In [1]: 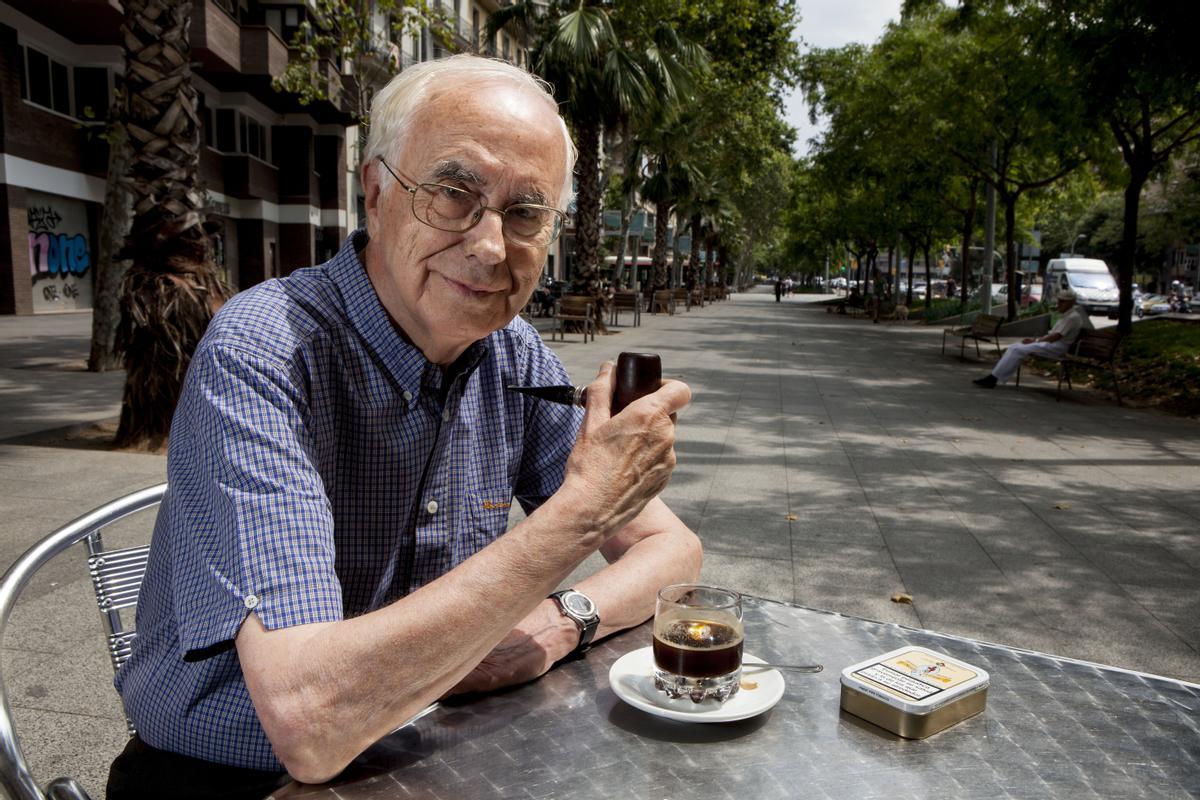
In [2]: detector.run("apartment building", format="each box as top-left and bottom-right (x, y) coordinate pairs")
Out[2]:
(0, 0), (547, 316)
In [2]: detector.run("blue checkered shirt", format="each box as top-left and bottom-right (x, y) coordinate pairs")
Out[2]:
(115, 230), (583, 771)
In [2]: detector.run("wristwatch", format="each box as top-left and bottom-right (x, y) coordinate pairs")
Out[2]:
(549, 589), (600, 656)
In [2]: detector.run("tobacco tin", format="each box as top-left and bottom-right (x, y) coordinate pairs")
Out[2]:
(839, 645), (989, 739)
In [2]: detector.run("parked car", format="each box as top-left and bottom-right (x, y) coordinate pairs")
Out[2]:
(995, 283), (1045, 309)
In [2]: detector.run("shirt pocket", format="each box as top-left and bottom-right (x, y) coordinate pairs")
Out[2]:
(458, 486), (515, 565)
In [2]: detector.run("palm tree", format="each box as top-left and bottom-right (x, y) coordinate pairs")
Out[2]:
(490, 2), (705, 287)
(114, 0), (228, 448)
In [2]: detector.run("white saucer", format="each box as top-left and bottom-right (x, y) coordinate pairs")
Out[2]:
(608, 647), (785, 723)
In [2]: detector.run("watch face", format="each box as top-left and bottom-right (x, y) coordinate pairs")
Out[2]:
(563, 591), (596, 618)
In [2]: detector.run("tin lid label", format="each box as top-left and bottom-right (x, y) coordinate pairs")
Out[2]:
(852, 649), (979, 702)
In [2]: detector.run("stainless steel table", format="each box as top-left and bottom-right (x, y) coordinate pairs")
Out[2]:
(271, 597), (1200, 799)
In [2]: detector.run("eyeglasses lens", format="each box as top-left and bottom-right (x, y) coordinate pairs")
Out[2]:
(412, 184), (560, 246)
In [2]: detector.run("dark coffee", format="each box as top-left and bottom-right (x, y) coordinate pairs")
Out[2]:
(653, 619), (743, 678)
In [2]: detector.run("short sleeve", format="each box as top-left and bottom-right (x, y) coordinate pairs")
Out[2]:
(166, 340), (344, 657)
(511, 341), (583, 514)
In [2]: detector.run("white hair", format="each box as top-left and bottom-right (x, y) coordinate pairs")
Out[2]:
(364, 54), (576, 209)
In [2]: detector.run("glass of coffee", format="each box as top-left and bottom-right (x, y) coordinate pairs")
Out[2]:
(653, 584), (744, 703)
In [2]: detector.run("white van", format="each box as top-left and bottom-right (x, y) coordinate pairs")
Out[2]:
(1044, 258), (1118, 315)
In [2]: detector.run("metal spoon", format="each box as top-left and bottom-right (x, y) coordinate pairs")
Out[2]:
(744, 661), (823, 673)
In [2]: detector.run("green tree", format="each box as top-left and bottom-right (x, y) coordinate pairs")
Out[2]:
(937, 2), (1095, 320)
(1044, 0), (1200, 333)
(273, 0), (450, 126)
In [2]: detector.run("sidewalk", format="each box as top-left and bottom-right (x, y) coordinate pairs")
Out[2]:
(1, 292), (1198, 795)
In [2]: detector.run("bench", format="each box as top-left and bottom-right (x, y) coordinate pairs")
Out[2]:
(690, 287), (705, 309)
(1016, 328), (1123, 405)
(551, 295), (595, 343)
(650, 289), (675, 315)
(942, 313), (1003, 359)
(609, 291), (642, 327)
(672, 287), (691, 311)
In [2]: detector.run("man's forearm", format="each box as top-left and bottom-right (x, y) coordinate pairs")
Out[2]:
(236, 485), (607, 783)
(578, 499), (701, 641)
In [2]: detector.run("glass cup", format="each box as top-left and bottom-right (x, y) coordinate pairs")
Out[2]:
(652, 584), (744, 703)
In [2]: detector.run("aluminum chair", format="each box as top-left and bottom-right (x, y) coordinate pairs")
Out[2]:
(0, 483), (166, 800)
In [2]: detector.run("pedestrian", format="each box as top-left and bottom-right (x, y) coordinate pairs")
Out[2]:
(973, 289), (1092, 388)
(775, 278), (783, 302)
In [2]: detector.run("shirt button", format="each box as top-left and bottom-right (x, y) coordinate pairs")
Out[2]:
(426, 500), (439, 514)
(403, 391), (413, 402)
(244, 594), (260, 610)
(442, 409), (451, 422)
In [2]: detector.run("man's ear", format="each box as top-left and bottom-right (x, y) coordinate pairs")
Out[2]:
(362, 160), (381, 236)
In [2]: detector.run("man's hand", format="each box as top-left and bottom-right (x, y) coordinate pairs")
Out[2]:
(448, 600), (577, 695)
(1022, 337), (1036, 344)
(560, 361), (691, 543)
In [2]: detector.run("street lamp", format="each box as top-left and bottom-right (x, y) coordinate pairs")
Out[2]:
(1074, 234), (1087, 256)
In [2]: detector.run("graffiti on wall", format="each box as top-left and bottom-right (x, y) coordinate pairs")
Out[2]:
(25, 191), (95, 312)
(28, 206), (91, 282)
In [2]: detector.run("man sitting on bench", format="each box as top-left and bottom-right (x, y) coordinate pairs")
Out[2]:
(973, 289), (1093, 389)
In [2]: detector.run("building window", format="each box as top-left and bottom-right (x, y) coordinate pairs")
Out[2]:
(216, 109), (236, 152)
(216, 108), (268, 160)
(74, 67), (109, 119)
(25, 47), (53, 109)
(197, 93), (213, 147)
(472, 8), (480, 47)
(502, 35), (510, 61)
(21, 45), (109, 121)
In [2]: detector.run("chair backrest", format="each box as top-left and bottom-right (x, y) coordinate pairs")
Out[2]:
(613, 291), (640, 310)
(558, 296), (592, 316)
(973, 314), (1004, 335)
(0, 483), (166, 800)
(1073, 328), (1121, 361)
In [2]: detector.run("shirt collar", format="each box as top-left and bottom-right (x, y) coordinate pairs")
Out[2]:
(325, 229), (489, 402)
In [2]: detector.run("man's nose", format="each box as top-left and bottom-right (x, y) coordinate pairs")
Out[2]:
(463, 207), (507, 265)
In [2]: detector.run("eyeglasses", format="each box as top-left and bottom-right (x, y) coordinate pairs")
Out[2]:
(378, 157), (566, 247)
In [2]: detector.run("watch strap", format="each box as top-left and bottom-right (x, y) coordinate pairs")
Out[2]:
(550, 589), (599, 656)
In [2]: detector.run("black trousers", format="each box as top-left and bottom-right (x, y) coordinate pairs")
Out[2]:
(106, 735), (289, 800)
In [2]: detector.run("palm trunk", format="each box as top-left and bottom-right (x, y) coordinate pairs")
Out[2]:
(614, 195), (632, 287)
(705, 232), (716, 286)
(571, 112), (603, 280)
(689, 213), (702, 286)
(651, 200), (670, 288)
(115, 0), (228, 449)
(88, 113), (133, 371)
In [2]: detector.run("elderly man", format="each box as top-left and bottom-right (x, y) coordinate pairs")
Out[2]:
(973, 289), (1093, 388)
(108, 55), (700, 798)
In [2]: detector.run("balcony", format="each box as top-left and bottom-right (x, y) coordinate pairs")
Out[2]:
(191, 0), (241, 73)
(241, 26), (288, 78)
(222, 153), (279, 202)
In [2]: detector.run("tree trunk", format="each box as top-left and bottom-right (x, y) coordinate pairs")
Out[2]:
(88, 115), (133, 372)
(651, 200), (670, 288)
(1004, 193), (1018, 321)
(689, 213), (702, 287)
(614, 194), (632, 287)
(1117, 168), (1148, 336)
(959, 180), (978, 310)
(705, 232), (715, 286)
(922, 242), (933, 310)
(571, 112), (604, 280)
(905, 237), (917, 307)
(115, 0), (229, 449)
